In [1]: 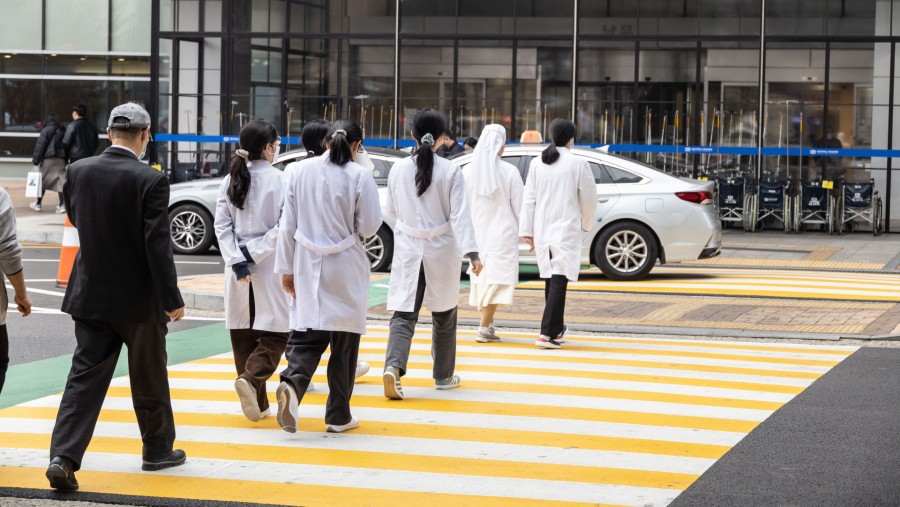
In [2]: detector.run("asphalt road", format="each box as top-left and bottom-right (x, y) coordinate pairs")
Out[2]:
(6, 246), (224, 366)
(669, 346), (900, 507)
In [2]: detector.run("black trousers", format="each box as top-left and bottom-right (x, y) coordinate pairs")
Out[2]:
(50, 318), (176, 470)
(280, 329), (360, 426)
(0, 324), (7, 395)
(541, 275), (569, 338)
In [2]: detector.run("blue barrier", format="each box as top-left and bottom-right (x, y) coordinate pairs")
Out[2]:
(155, 134), (900, 157)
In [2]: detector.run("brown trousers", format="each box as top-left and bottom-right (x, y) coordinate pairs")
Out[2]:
(229, 282), (288, 412)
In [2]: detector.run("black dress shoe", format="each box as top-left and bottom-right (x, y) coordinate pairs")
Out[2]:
(46, 456), (78, 491)
(142, 449), (186, 471)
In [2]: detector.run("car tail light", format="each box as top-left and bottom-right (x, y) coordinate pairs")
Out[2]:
(675, 191), (713, 205)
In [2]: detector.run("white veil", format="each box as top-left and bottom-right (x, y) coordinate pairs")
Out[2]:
(469, 124), (507, 197)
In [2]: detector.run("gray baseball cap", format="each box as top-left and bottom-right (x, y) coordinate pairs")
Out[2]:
(108, 102), (151, 129)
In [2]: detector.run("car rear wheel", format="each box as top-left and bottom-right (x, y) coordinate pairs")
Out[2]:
(364, 225), (393, 272)
(169, 204), (214, 255)
(595, 222), (659, 281)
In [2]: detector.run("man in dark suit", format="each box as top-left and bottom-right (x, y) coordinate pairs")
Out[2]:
(46, 103), (187, 491)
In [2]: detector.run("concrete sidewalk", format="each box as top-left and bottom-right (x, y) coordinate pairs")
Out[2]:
(2, 178), (66, 244)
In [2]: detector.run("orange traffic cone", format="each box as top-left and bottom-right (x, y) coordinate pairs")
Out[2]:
(56, 216), (79, 289)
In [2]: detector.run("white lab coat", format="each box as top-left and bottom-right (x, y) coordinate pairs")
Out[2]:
(275, 154), (382, 335)
(519, 147), (598, 281)
(463, 159), (523, 286)
(385, 155), (478, 312)
(214, 160), (290, 332)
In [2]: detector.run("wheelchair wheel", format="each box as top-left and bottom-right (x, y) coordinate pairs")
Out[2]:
(743, 194), (756, 232)
(874, 198), (884, 236)
(783, 193), (792, 233)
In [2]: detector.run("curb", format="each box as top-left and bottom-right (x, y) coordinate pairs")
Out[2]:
(181, 280), (899, 342)
(16, 229), (63, 245)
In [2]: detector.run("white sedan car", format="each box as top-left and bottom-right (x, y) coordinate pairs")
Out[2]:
(168, 145), (720, 281)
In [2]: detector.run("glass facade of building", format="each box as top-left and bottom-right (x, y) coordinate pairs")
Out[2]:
(2, 0), (899, 229)
(0, 0), (152, 159)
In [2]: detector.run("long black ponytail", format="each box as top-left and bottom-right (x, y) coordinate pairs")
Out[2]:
(541, 118), (577, 165)
(229, 119), (277, 210)
(327, 120), (364, 166)
(411, 108), (448, 196)
(300, 118), (330, 157)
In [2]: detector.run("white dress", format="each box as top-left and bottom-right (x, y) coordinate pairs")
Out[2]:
(463, 159), (523, 309)
(519, 147), (598, 282)
(214, 160), (290, 332)
(275, 154), (382, 335)
(385, 155), (478, 313)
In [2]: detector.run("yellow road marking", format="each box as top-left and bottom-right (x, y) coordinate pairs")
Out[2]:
(103, 387), (759, 433)
(0, 433), (697, 490)
(196, 355), (824, 381)
(0, 465), (606, 507)
(0, 406), (732, 459)
(163, 370), (783, 411)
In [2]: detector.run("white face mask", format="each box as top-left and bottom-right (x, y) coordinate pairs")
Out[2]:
(355, 147), (375, 171)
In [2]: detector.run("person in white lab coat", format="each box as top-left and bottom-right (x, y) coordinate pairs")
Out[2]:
(214, 120), (289, 422)
(274, 120), (382, 434)
(382, 108), (483, 400)
(519, 118), (597, 349)
(463, 124), (523, 342)
(285, 119), (372, 380)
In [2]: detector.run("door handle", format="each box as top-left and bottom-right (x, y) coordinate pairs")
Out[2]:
(598, 198), (609, 203)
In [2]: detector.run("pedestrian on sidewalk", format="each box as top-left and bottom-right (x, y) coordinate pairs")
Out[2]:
(382, 108), (482, 400)
(30, 113), (67, 213)
(463, 124), (523, 343)
(46, 103), (187, 491)
(62, 104), (99, 165)
(214, 120), (290, 423)
(286, 118), (373, 380)
(0, 187), (32, 395)
(274, 120), (382, 434)
(519, 118), (597, 349)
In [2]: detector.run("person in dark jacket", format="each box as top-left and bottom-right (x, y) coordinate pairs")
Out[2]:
(46, 102), (187, 491)
(62, 104), (99, 164)
(30, 113), (67, 213)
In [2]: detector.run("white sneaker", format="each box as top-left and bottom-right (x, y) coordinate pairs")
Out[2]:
(259, 407), (270, 419)
(355, 362), (370, 379)
(435, 374), (461, 390)
(29, 202), (41, 212)
(326, 417), (359, 433)
(55, 205), (66, 214)
(383, 366), (404, 400)
(234, 378), (263, 422)
(276, 382), (299, 433)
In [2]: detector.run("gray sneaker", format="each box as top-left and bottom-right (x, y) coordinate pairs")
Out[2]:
(383, 366), (404, 400)
(435, 374), (461, 390)
(475, 327), (500, 343)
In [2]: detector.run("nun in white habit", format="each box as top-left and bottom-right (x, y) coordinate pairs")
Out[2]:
(462, 124), (523, 343)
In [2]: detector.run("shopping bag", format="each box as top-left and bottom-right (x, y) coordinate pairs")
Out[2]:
(25, 167), (42, 198)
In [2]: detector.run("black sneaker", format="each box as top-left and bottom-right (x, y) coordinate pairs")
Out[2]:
(46, 456), (78, 491)
(535, 335), (562, 349)
(142, 449), (187, 471)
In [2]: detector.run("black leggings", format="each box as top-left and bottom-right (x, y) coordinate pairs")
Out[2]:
(0, 324), (7, 395)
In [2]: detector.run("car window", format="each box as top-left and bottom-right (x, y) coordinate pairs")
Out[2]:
(589, 163), (614, 184)
(273, 154), (304, 171)
(604, 164), (643, 184)
(519, 156), (535, 182)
